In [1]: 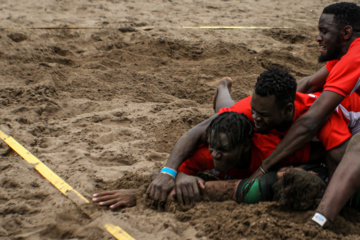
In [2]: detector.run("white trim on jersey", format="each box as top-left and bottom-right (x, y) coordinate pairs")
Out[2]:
(338, 104), (360, 135)
(350, 76), (360, 95)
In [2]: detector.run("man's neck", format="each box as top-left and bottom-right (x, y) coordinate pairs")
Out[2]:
(276, 110), (294, 132)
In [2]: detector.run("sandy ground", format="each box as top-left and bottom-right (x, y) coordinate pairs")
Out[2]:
(1, 0), (360, 239)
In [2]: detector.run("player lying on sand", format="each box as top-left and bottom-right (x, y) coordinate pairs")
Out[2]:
(92, 167), (328, 211)
(93, 111), (327, 210)
(145, 68), (351, 206)
(93, 110), (360, 214)
(201, 165), (360, 213)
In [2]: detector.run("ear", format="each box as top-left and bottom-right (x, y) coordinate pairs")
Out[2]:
(283, 102), (294, 115)
(342, 25), (353, 40)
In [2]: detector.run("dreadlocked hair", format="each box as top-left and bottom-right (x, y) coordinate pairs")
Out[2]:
(323, 2), (360, 31)
(255, 67), (297, 108)
(206, 112), (253, 150)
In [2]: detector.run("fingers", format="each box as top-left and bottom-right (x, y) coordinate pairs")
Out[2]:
(154, 185), (161, 203)
(192, 182), (201, 202)
(92, 190), (118, 198)
(160, 190), (169, 204)
(186, 185), (195, 204)
(176, 185), (184, 205)
(92, 191), (136, 210)
(109, 202), (125, 209)
(110, 199), (136, 209)
(92, 193), (116, 202)
(177, 185), (192, 205)
(98, 198), (119, 206)
(169, 188), (176, 199)
(174, 174), (203, 205)
(197, 179), (205, 190)
(147, 184), (156, 200)
(146, 174), (175, 203)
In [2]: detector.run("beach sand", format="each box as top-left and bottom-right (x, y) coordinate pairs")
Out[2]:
(1, 0), (360, 239)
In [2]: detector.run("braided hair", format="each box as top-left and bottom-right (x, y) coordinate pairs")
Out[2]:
(206, 112), (253, 150)
(254, 67), (297, 109)
(323, 2), (360, 31)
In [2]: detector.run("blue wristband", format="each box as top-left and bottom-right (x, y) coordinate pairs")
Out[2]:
(160, 167), (177, 178)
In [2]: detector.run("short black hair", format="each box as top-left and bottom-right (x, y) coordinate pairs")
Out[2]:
(323, 2), (360, 30)
(207, 112), (253, 150)
(254, 67), (297, 108)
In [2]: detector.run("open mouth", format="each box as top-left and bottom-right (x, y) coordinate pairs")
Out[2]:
(254, 121), (262, 130)
(319, 45), (327, 54)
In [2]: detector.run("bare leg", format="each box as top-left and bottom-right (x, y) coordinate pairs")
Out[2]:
(325, 139), (348, 179)
(213, 77), (235, 113)
(316, 133), (360, 222)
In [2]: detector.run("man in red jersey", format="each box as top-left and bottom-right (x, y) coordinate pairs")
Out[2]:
(246, 2), (360, 228)
(143, 68), (351, 207)
(93, 111), (327, 208)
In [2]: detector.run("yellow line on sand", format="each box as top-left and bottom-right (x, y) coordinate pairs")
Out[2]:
(105, 224), (136, 240)
(0, 130), (135, 240)
(0, 26), (103, 30)
(0, 26), (153, 30)
(0, 25), (288, 30)
(182, 26), (290, 29)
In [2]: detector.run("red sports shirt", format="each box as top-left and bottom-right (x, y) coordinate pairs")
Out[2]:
(219, 92), (351, 151)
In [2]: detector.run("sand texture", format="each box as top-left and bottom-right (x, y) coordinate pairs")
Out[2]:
(1, 0), (360, 239)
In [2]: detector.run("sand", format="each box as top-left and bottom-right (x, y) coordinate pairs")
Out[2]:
(1, 0), (360, 239)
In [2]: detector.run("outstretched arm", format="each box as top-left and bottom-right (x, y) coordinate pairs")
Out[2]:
(200, 172), (278, 203)
(92, 189), (138, 209)
(251, 91), (345, 179)
(146, 114), (217, 204)
(296, 65), (329, 93)
(199, 179), (240, 202)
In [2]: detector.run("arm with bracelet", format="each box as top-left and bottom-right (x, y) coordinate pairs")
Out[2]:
(146, 114), (218, 204)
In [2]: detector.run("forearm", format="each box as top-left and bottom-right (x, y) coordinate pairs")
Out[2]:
(262, 115), (323, 171)
(203, 180), (240, 202)
(165, 114), (217, 170)
(296, 76), (313, 93)
(296, 65), (328, 93)
(316, 133), (360, 222)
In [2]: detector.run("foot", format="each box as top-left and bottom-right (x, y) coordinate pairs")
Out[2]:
(212, 77), (233, 112)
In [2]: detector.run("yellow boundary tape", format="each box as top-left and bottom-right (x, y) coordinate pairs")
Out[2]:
(0, 130), (135, 240)
(0, 26), (103, 30)
(182, 26), (290, 29)
(0, 26), (289, 30)
(0, 26), (153, 30)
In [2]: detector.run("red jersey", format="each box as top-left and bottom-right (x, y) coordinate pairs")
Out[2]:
(324, 38), (360, 134)
(219, 92), (351, 151)
(324, 38), (360, 97)
(336, 93), (360, 134)
(178, 133), (311, 180)
(326, 60), (339, 72)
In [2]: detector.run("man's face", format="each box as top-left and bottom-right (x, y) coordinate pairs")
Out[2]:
(208, 132), (246, 173)
(317, 13), (342, 62)
(250, 93), (286, 133)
